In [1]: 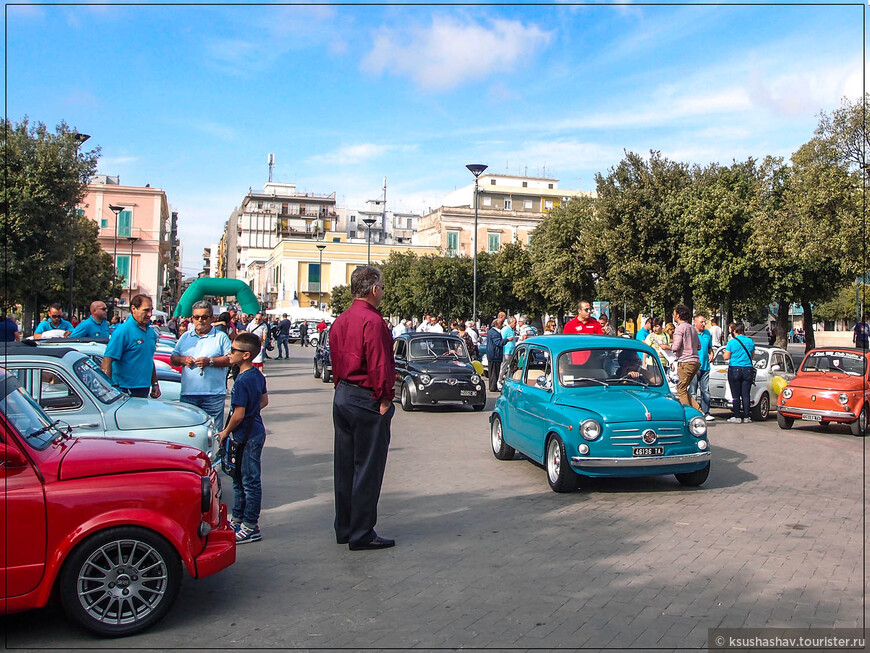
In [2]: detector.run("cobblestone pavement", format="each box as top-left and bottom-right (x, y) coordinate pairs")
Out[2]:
(5, 344), (866, 650)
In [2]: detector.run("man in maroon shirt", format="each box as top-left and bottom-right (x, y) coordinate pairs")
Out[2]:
(330, 265), (396, 551)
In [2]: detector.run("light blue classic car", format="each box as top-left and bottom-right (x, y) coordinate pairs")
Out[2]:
(490, 335), (711, 492)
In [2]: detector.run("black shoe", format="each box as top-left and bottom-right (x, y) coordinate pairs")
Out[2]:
(336, 537), (349, 544)
(349, 536), (395, 551)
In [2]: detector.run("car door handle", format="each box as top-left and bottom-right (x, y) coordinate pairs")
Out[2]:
(516, 387), (523, 394)
(70, 422), (100, 429)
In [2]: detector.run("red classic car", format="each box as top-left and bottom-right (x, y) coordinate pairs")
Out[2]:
(0, 368), (235, 636)
(777, 348), (869, 436)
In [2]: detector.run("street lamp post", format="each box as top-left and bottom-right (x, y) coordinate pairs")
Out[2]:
(362, 217), (376, 264)
(316, 244), (326, 311)
(127, 236), (139, 306)
(108, 204), (125, 319)
(465, 164), (488, 323)
(68, 132), (91, 319)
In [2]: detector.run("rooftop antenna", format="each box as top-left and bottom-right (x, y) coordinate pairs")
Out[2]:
(268, 153), (275, 182)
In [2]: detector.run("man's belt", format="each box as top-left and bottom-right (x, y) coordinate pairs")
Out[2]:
(339, 379), (375, 392)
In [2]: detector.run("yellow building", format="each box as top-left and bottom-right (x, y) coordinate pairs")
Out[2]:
(259, 232), (437, 312)
(415, 174), (592, 256)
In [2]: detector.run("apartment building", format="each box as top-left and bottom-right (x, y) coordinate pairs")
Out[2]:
(415, 174), (590, 256)
(78, 175), (177, 311)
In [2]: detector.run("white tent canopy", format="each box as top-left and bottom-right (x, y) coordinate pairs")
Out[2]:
(265, 306), (333, 322)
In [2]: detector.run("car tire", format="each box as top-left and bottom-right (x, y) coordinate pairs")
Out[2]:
(777, 412), (794, 430)
(400, 383), (415, 412)
(490, 415), (515, 460)
(472, 402), (486, 412)
(59, 526), (182, 637)
(751, 392), (770, 421)
(314, 360), (322, 379)
(321, 366), (331, 384)
(675, 462), (710, 487)
(546, 435), (578, 493)
(850, 405), (868, 437)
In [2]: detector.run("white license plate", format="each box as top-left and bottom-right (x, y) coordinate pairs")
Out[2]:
(802, 413), (822, 422)
(460, 390), (477, 396)
(633, 446), (664, 457)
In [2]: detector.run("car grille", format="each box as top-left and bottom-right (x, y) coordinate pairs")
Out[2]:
(608, 424), (684, 446)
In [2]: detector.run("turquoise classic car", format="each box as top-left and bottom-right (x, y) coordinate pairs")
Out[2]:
(490, 335), (711, 492)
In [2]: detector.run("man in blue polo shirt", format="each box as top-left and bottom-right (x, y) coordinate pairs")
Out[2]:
(101, 294), (160, 398)
(34, 304), (73, 339)
(171, 300), (232, 430)
(70, 300), (110, 338)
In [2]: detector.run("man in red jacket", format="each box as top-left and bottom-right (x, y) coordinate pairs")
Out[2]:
(330, 266), (396, 551)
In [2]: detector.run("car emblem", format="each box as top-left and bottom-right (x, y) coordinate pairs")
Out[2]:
(447, 378), (458, 385)
(642, 429), (657, 444)
(811, 395), (816, 402)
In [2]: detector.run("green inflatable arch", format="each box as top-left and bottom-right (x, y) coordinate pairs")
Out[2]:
(173, 277), (260, 317)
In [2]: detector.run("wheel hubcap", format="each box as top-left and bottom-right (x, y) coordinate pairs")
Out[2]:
(547, 440), (561, 483)
(492, 420), (502, 452)
(77, 539), (168, 626)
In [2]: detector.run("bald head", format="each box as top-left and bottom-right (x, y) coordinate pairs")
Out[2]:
(89, 300), (108, 322)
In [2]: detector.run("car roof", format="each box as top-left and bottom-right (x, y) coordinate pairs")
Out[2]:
(520, 334), (659, 355)
(3, 342), (81, 359)
(401, 332), (461, 339)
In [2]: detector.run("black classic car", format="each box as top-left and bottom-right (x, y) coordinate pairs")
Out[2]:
(393, 333), (486, 411)
(313, 326), (332, 383)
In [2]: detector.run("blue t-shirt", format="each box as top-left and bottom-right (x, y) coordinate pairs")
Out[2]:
(1, 318), (18, 342)
(104, 316), (158, 389)
(172, 328), (232, 396)
(502, 325), (516, 356)
(35, 318), (73, 335)
(229, 368), (268, 443)
(70, 316), (110, 339)
(636, 327), (649, 342)
(725, 335), (755, 367)
(698, 328), (713, 371)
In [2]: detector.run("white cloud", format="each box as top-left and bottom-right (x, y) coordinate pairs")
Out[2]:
(362, 16), (553, 92)
(306, 143), (417, 167)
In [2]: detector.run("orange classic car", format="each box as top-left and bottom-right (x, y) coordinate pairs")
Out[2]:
(777, 348), (868, 436)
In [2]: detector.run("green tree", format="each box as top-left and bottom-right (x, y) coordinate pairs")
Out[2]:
(329, 284), (352, 315)
(813, 281), (868, 323)
(1, 117), (101, 331)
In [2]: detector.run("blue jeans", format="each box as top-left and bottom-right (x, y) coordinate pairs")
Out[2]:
(231, 431), (265, 527)
(181, 393), (226, 432)
(690, 367), (711, 414)
(727, 367), (753, 419)
(277, 335), (290, 358)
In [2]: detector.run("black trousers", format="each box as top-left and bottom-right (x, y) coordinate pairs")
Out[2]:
(333, 381), (394, 546)
(487, 359), (502, 392)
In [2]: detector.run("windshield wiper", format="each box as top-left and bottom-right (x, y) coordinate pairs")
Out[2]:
(608, 377), (648, 386)
(568, 378), (608, 387)
(27, 420), (61, 440)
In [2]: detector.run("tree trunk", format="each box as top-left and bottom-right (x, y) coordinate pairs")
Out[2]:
(774, 299), (791, 350)
(801, 300), (816, 353)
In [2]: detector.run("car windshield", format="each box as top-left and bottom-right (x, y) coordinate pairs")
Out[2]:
(712, 348), (768, 368)
(801, 351), (866, 376)
(2, 375), (64, 450)
(73, 357), (126, 404)
(557, 348), (665, 387)
(409, 337), (470, 361)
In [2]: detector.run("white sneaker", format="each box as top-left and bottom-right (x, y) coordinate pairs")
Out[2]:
(726, 416), (742, 424)
(704, 414), (716, 422)
(742, 418), (752, 423)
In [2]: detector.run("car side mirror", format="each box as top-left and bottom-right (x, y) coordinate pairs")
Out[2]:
(0, 442), (29, 468)
(771, 364), (782, 372)
(536, 375), (552, 391)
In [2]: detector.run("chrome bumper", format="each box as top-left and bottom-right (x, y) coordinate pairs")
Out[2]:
(779, 406), (856, 420)
(571, 451), (711, 468)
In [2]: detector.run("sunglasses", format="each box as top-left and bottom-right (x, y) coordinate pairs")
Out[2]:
(579, 307), (592, 312)
(192, 315), (211, 320)
(230, 347), (247, 354)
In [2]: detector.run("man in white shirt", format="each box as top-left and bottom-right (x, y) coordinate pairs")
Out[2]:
(708, 318), (723, 347)
(427, 315), (444, 333)
(465, 321), (479, 347)
(392, 320), (407, 338)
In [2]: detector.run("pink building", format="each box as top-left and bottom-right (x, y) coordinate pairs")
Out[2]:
(78, 176), (175, 312)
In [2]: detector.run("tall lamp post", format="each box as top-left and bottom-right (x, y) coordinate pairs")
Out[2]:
(316, 244), (326, 311)
(127, 236), (139, 306)
(108, 204), (125, 318)
(465, 164), (488, 323)
(68, 132), (91, 318)
(362, 217), (376, 264)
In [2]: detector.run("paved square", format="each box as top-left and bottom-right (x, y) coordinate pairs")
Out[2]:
(5, 345), (865, 649)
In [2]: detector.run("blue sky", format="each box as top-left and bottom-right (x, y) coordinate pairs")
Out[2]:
(6, 2), (865, 277)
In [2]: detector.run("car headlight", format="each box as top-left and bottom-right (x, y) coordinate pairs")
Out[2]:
(782, 388), (793, 399)
(470, 374), (480, 384)
(838, 393), (849, 405)
(580, 419), (601, 441)
(419, 374), (431, 386)
(206, 418), (216, 449)
(689, 416), (707, 437)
